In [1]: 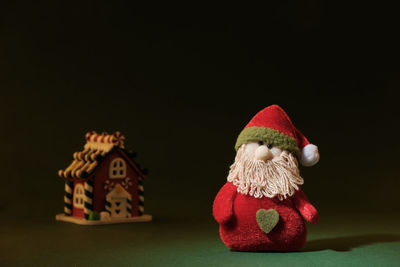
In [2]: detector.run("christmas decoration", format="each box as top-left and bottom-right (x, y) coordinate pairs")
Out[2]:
(213, 105), (319, 251)
(56, 131), (152, 225)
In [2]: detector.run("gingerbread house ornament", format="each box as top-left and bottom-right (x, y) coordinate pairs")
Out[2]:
(56, 131), (152, 225)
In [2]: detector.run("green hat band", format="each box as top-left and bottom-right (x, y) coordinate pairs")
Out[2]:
(235, 126), (300, 156)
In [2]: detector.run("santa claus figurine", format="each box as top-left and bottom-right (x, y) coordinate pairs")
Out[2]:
(213, 105), (320, 251)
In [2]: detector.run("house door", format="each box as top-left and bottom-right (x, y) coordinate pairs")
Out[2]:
(106, 184), (132, 219)
(110, 197), (128, 218)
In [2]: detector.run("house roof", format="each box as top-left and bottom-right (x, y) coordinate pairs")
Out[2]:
(58, 131), (146, 180)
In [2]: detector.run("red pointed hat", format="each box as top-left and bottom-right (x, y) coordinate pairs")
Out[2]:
(235, 105), (319, 166)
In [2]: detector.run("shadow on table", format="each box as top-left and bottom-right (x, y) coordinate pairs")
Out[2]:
(303, 234), (400, 252)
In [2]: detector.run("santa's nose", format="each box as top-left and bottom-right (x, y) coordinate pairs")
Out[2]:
(254, 146), (273, 161)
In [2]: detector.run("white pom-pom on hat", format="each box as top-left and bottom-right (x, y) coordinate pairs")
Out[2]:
(300, 144), (320, 167)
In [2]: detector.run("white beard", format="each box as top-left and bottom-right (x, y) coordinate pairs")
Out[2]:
(227, 145), (304, 200)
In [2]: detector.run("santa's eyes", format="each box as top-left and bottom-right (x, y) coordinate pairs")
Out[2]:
(257, 141), (273, 149)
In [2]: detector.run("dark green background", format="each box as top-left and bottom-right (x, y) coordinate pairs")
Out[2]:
(1, 2), (400, 266)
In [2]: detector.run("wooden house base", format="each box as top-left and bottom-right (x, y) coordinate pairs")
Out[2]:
(55, 214), (152, 225)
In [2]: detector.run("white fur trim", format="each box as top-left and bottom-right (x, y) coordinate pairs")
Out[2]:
(300, 144), (319, 167)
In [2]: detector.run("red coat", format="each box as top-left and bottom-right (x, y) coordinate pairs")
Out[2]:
(213, 182), (319, 251)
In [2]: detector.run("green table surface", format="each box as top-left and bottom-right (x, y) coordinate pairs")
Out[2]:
(2, 212), (400, 267)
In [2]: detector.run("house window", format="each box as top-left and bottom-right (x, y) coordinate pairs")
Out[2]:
(110, 158), (126, 179)
(74, 184), (84, 209)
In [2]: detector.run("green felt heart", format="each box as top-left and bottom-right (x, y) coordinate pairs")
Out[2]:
(256, 209), (279, 234)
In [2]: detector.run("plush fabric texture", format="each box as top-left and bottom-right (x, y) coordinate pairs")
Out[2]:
(235, 127), (300, 156)
(234, 105), (319, 166)
(213, 182), (319, 251)
(213, 182), (237, 225)
(300, 144), (320, 167)
(256, 209), (279, 234)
